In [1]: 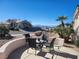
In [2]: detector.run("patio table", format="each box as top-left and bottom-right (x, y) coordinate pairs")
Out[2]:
(28, 35), (55, 59)
(26, 35), (44, 54)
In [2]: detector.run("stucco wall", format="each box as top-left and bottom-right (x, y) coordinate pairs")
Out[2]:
(74, 17), (79, 31)
(0, 36), (26, 59)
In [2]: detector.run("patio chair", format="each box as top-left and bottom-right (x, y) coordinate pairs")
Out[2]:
(44, 38), (56, 52)
(27, 38), (36, 54)
(27, 38), (43, 55)
(42, 32), (49, 44)
(42, 38), (55, 59)
(24, 33), (30, 38)
(24, 33), (30, 42)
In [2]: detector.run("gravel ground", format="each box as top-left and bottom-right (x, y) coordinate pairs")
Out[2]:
(64, 43), (79, 53)
(0, 36), (23, 47)
(0, 40), (10, 47)
(0, 31), (25, 47)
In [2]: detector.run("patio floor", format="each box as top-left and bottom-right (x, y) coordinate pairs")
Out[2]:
(7, 45), (79, 59)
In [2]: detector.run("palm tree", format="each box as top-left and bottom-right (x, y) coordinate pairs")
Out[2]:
(57, 16), (67, 28)
(56, 16), (74, 42)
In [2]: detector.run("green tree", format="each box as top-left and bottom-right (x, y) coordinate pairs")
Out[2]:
(55, 16), (75, 43)
(56, 16), (67, 38)
(64, 23), (74, 42)
(57, 16), (67, 28)
(0, 24), (9, 39)
(54, 23), (74, 43)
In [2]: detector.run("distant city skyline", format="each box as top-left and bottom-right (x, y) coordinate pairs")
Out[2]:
(0, 0), (79, 26)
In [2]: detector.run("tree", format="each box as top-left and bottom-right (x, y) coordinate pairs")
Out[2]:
(55, 16), (75, 43)
(0, 24), (9, 39)
(57, 16), (67, 28)
(56, 16), (67, 38)
(54, 23), (74, 43)
(64, 23), (74, 42)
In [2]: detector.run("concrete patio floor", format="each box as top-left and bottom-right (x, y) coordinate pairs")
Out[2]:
(7, 45), (79, 59)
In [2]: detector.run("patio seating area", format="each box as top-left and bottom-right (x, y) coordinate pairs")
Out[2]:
(7, 32), (79, 59)
(7, 44), (79, 59)
(0, 32), (79, 59)
(0, 0), (79, 59)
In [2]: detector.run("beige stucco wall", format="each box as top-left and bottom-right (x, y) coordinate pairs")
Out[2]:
(0, 36), (26, 59)
(73, 16), (79, 31)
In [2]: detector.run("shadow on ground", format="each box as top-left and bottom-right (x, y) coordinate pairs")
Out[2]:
(37, 50), (77, 59)
(53, 50), (77, 59)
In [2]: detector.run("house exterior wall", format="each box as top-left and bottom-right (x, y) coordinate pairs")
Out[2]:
(74, 16), (79, 31)
(73, 6), (79, 33)
(73, 5), (79, 41)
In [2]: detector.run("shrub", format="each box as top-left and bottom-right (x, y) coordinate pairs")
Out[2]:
(75, 40), (79, 47)
(0, 25), (9, 38)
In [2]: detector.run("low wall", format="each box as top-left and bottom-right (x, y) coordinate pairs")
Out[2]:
(0, 36), (26, 59)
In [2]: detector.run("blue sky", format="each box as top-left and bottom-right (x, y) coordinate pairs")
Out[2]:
(0, 0), (79, 26)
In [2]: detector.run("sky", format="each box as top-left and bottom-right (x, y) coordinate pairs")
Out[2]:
(0, 0), (79, 26)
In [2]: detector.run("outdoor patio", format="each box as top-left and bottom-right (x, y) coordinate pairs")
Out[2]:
(7, 44), (79, 59)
